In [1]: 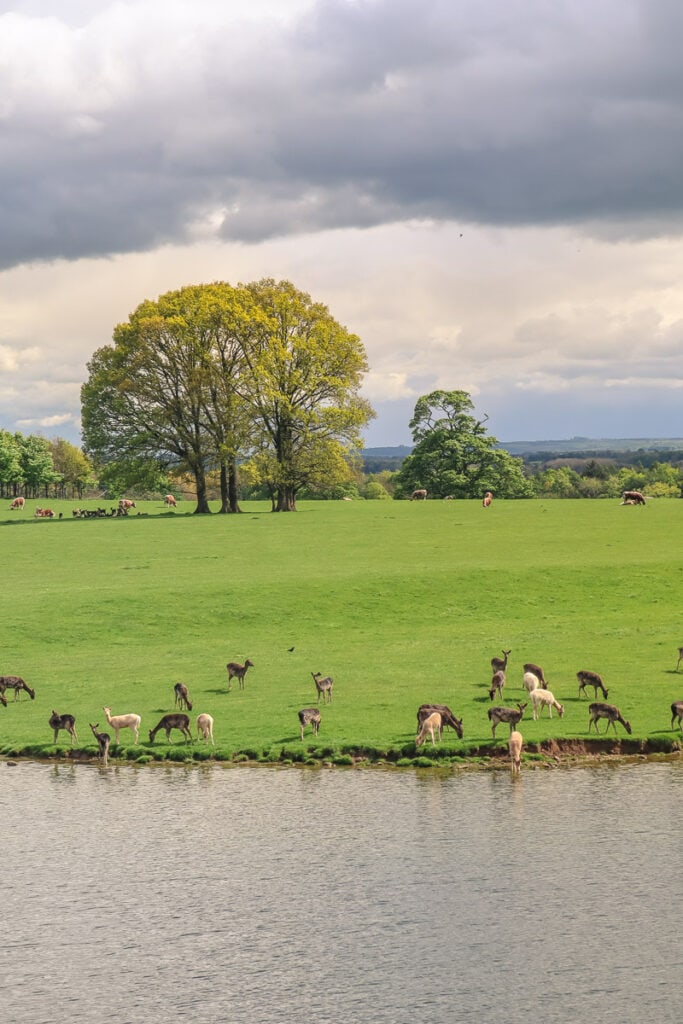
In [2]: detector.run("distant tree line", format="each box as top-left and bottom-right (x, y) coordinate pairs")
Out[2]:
(0, 431), (94, 499)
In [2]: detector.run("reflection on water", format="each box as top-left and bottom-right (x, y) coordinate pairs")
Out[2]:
(1, 761), (681, 1024)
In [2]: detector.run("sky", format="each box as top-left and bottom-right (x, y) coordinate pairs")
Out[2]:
(2, 0), (683, 448)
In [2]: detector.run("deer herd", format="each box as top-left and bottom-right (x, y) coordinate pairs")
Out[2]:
(1, 643), (681, 771)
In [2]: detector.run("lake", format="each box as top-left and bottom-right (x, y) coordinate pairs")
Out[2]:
(1, 759), (680, 1024)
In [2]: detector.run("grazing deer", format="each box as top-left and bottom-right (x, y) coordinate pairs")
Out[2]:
(523, 662), (547, 687)
(577, 670), (609, 700)
(173, 682), (193, 711)
(489, 670), (506, 702)
(49, 710), (78, 745)
(0, 676), (36, 700)
(488, 703), (527, 739)
(312, 672), (334, 704)
(670, 701), (683, 730)
(588, 702), (632, 736)
(148, 714), (192, 744)
(226, 659), (254, 692)
(89, 723), (111, 766)
(417, 704), (464, 739)
(491, 649), (511, 674)
(298, 708), (321, 741)
(196, 713), (214, 744)
(416, 711), (441, 746)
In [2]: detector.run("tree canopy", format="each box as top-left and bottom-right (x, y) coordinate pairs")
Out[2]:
(81, 279), (374, 512)
(395, 390), (533, 499)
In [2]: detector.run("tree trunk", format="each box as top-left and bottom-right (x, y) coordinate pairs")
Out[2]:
(275, 485), (297, 511)
(218, 463), (229, 514)
(193, 462), (212, 514)
(227, 460), (241, 513)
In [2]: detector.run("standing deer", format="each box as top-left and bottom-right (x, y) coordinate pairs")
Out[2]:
(49, 710), (78, 745)
(508, 730), (523, 773)
(173, 682), (193, 711)
(0, 675), (36, 700)
(577, 670), (609, 699)
(298, 708), (321, 741)
(226, 659), (254, 692)
(676, 647), (683, 671)
(417, 705), (464, 739)
(89, 723), (111, 766)
(588, 702), (632, 736)
(312, 672), (334, 704)
(671, 701), (683, 730)
(416, 711), (442, 746)
(491, 650), (511, 674)
(488, 703), (527, 739)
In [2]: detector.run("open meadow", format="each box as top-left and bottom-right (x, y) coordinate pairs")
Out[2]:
(1, 496), (681, 766)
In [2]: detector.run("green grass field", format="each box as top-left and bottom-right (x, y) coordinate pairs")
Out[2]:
(1, 496), (681, 766)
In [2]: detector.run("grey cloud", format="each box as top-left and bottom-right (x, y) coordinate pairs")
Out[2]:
(3, 0), (683, 270)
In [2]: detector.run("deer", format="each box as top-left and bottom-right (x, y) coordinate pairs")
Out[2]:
(416, 711), (441, 746)
(491, 649), (511, 674)
(676, 647), (683, 671)
(312, 671), (334, 704)
(523, 662), (547, 687)
(0, 675), (36, 700)
(417, 705), (464, 739)
(49, 710), (78, 745)
(508, 730), (523, 773)
(196, 713), (214, 744)
(488, 702), (527, 739)
(577, 670), (609, 700)
(148, 713), (192, 744)
(530, 688), (565, 720)
(226, 659), (254, 692)
(489, 670), (506, 702)
(173, 682), (193, 711)
(89, 723), (111, 766)
(102, 707), (141, 745)
(588, 702), (632, 736)
(671, 701), (683, 730)
(298, 708), (321, 741)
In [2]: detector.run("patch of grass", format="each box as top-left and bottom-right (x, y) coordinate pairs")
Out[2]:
(0, 498), (681, 765)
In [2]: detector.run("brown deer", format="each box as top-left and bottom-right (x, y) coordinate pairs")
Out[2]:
(89, 723), (111, 766)
(173, 682), (193, 711)
(488, 702), (527, 739)
(489, 670), (506, 702)
(312, 672), (334, 704)
(0, 676), (36, 701)
(676, 647), (683, 671)
(148, 713), (192, 744)
(298, 708), (321, 741)
(670, 701), (683, 730)
(226, 659), (254, 692)
(588, 702), (631, 736)
(577, 670), (609, 699)
(417, 704), (464, 739)
(491, 650), (511, 674)
(523, 662), (547, 687)
(49, 710), (78, 745)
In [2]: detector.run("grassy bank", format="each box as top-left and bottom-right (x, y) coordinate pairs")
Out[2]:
(1, 497), (681, 767)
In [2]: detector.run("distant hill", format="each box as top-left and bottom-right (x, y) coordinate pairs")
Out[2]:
(362, 445), (413, 459)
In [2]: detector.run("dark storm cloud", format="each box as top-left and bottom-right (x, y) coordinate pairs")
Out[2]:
(3, 0), (683, 270)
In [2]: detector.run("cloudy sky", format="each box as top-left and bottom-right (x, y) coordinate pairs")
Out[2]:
(2, 0), (683, 448)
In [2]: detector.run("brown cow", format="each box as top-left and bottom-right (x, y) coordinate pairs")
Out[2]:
(34, 507), (55, 518)
(410, 489), (427, 501)
(482, 491), (493, 507)
(163, 494), (177, 507)
(621, 490), (646, 505)
(118, 499), (136, 511)
(9, 497), (25, 510)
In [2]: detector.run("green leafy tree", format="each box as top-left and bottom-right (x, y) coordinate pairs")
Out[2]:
(395, 390), (532, 499)
(240, 279), (374, 511)
(0, 430), (23, 496)
(19, 434), (58, 497)
(50, 438), (94, 498)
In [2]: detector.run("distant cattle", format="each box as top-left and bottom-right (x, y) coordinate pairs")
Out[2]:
(621, 490), (646, 505)
(410, 489), (427, 501)
(34, 507), (55, 518)
(9, 497), (25, 510)
(482, 491), (493, 507)
(118, 499), (136, 511)
(163, 494), (177, 507)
